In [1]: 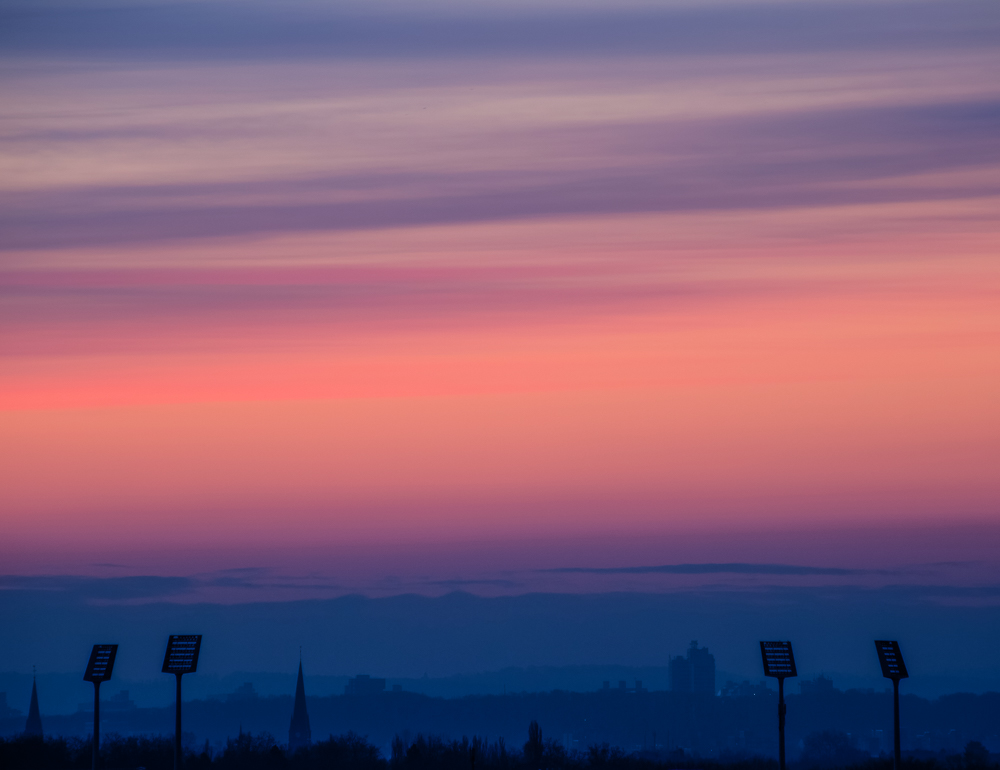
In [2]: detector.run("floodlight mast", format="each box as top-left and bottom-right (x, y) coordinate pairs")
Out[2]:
(760, 641), (798, 770)
(95, 681), (100, 766)
(893, 680), (900, 769)
(161, 635), (202, 770)
(875, 640), (909, 770)
(83, 644), (118, 770)
(175, 672), (182, 768)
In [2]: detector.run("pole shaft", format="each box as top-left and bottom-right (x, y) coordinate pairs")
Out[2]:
(778, 677), (786, 770)
(93, 681), (100, 770)
(893, 678), (901, 770)
(175, 673), (183, 770)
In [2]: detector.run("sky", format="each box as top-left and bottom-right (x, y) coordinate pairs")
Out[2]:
(1, 0), (999, 631)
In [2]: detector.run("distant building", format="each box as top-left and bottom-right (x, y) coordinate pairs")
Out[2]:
(345, 675), (386, 696)
(24, 675), (42, 737)
(799, 675), (836, 695)
(688, 641), (716, 696)
(0, 692), (21, 718)
(288, 661), (311, 752)
(78, 689), (136, 713)
(671, 641), (716, 695)
(107, 690), (137, 711)
(721, 680), (772, 697)
(229, 683), (259, 702)
(208, 682), (259, 703)
(670, 656), (692, 692)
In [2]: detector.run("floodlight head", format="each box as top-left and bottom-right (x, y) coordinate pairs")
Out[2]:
(83, 644), (118, 683)
(875, 640), (908, 680)
(162, 635), (202, 675)
(760, 641), (797, 678)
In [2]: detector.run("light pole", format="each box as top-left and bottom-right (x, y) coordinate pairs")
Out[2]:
(83, 644), (118, 770)
(760, 641), (798, 770)
(875, 640), (909, 770)
(161, 635), (203, 770)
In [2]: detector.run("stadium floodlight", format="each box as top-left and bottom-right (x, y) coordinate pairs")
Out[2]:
(875, 640), (908, 680)
(760, 642), (797, 770)
(875, 640), (908, 770)
(162, 635), (202, 770)
(162, 635), (202, 675)
(84, 644), (118, 683)
(83, 644), (118, 770)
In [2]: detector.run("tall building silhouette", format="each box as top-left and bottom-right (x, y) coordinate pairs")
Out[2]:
(688, 641), (716, 696)
(24, 673), (43, 737)
(288, 660), (311, 752)
(669, 655), (692, 692)
(670, 641), (716, 695)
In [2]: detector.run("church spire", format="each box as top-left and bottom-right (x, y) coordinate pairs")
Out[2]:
(288, 658), (311, 753)
(25, 670), (43, 737)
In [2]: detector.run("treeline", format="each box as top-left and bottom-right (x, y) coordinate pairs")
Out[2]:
(13, 689), (1000, 755)
(1, 726), (996, 770)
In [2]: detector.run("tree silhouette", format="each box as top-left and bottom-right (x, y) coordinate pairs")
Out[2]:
(525, 721), (544, 768)
(964, 741), (990, 769)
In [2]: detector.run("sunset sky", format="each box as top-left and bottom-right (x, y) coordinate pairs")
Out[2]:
(1, 0), (998, 597)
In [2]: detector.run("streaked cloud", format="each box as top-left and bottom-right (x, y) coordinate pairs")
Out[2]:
(0, 574), (194, 600)
(544, 563), (864, 576)
(2, 1), (997, 60)
(3, 96), (999, 250)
